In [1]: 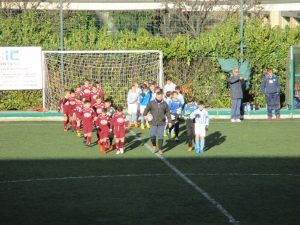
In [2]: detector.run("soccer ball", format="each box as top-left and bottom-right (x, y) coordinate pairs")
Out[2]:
(147, 114), (153, 121)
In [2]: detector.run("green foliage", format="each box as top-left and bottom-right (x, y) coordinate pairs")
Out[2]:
(1, 11), (300, 110)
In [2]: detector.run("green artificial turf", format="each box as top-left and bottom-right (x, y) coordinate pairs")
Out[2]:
(0, 120), (299, 225)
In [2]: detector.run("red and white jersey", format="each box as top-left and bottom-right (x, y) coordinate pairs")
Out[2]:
(90, 90), (99, 106)
(81, 85), (92, 101)
(93, 103), (105, 116)
(75, 90), (84, 98)
(110, 113), (128, 130)
(58, 96), (69, 108)
(96, 114), (110, 130)
(74, 101), (84, 114)
(81, 107), (96, 124)
(97, 88), (105, 101)
(68, 96), (76, 108)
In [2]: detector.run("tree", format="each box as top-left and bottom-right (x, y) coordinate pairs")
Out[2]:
(158, 0), (264, 38)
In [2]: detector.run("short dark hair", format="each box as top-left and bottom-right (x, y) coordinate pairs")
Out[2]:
(267, 68), (273, 72)
(187, 96), (194, 102)
(105, 99), (112, 104)
(141, 84), (148, 89)
(96, 95), (102, 100)
(102, 108), (107, 113)
(75, 95), (82, 101)
(84, 100), (90, 105)
(166, 91), (172, 97)
(70, 89), (75, 94)
(117, 105), (123, 112)
(197, 100), (205, 105)
(175, 85), (181, 90)
(156, 91), (163, 96)
(166, 77), (172, 81)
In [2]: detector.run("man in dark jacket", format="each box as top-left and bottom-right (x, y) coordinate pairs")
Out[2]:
(143, 91), (172, 155)
(260, 68), (281, 120)
(228, 68), (247, 122)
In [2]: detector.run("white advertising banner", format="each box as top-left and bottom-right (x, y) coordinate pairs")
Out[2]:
(0, 47), (42, 90)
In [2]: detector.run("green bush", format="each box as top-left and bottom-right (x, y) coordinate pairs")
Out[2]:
(0, 11), (300, 110)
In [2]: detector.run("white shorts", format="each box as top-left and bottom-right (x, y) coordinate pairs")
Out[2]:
(140, 105), (146, 115)
(128, 103), (138, 114)
(194, 123), (206, 137)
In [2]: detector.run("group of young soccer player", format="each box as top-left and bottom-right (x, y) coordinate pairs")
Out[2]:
(57, 77), (210, 155)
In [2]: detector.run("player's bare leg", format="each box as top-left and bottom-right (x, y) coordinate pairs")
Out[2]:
(76, 119), (81, 137)
(86, 133), (92, 148)
(63, 115), (68, 131)
(119, 137), (125, 154)
(115, 138), (120, 154)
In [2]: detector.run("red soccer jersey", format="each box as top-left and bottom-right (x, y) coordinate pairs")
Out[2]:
(90, 90), (99, 106)
(96, 114), (110, 131)
(81, 107), (96, 125)
(67, 96), (76, 116)
(110, 113), (128, 130)
(93, 103), (105, 116)
(81, 85), (92, 102)
(58, 96), (69, 115)
(74, 101), (84, 119)
(75, 90), (84, 98)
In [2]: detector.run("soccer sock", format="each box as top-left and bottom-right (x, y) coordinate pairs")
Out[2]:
(158, 139), (163, 150)
(103, 141), (108, 148)
(195, 139), (200, 149)
(140, 116), (144, 125)
(63, 121), (67, 128)
(188, 138), (192, 147)
(200, 140), (205, 150)
(129, 115), (132, 124)
(84, 136), (87, 140)
(133, 115), (137, 122)
(120, 142), (124, 148)
(88, 136), (92, 144)
(151, 138), (156, 147)
(116, 142), (120, 150)
(77, 126), (80, 132)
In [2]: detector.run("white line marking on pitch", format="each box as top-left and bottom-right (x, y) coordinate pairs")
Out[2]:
(1, 173), (298, 184)
(129, 130), (240, 225)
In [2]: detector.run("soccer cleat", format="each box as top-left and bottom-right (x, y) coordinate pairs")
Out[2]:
(83, 139), (87, 145)
(134, 122), (139, 128)
(109, 145), (114, 151)
(87, 144), (92, 148)
(171, 133), (175, 138)
(157, 150), (163, 155)
(151, 146), (156, 154)
(175, 137), (179, 142)
(276, 115), (282, 120)
(98, 140), (101, 145)
(230, 119), (236, 122)
(116, 150), (120, 155)
(267, 116), (272, 120)
(77, 132), (81, 138)
(141, 124), (145, 130)
(188, 147), (193, 152)
(120, 148), (124, 154)
(146, 122), (150, 129)
(236, 119), (241, 122)
(64, 127), (68, 132)
(195, 148), (200, 154)
(100, 146), (106, 155)
(128, 124), (131, 129)
(199, 149), (204, 154)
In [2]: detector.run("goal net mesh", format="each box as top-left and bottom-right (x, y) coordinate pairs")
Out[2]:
(43, 51), (162, 111)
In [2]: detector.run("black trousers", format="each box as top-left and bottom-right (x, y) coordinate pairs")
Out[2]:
(186, 119), (194, 147)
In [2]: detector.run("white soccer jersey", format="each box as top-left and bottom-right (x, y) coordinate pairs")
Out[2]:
(189, 109), (209, 125)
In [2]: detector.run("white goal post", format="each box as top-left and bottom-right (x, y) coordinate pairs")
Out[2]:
(42, 50), (164, 111)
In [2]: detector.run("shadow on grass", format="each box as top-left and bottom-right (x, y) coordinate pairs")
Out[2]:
(204, 131), (227, 152)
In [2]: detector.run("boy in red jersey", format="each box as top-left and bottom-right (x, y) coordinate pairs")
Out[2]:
(81, 78), (92, 102)
(90, 85), (99, 106)
(104, 98), (116, 150)
(93, 96), (105, 116)
(110, 105), (128, 154)
(74, 95), (84, 137)
(75, 84), (84, 98)
(68, 90), (76, 132)
(96, 108), (110, 155)
(81, 100), (97, 148)
(57, 89), (70, 131)
(94, 80), (104, 101)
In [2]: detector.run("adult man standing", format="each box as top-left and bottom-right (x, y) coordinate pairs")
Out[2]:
(260, 68), (281, 120)
(228, 68), (247, 122)
(143, 91), (172, 155)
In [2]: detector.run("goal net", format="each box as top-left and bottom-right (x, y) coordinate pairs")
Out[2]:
(42, 50), (163, 111)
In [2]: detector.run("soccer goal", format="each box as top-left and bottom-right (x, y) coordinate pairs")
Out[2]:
(42, 50), (164, 111)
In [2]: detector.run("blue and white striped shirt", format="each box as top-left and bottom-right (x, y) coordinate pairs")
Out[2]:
(189, 109), (209, 125)
(127, 90), (139, 104)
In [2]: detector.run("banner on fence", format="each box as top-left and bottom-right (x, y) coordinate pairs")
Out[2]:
(0, 47), (42, 90)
